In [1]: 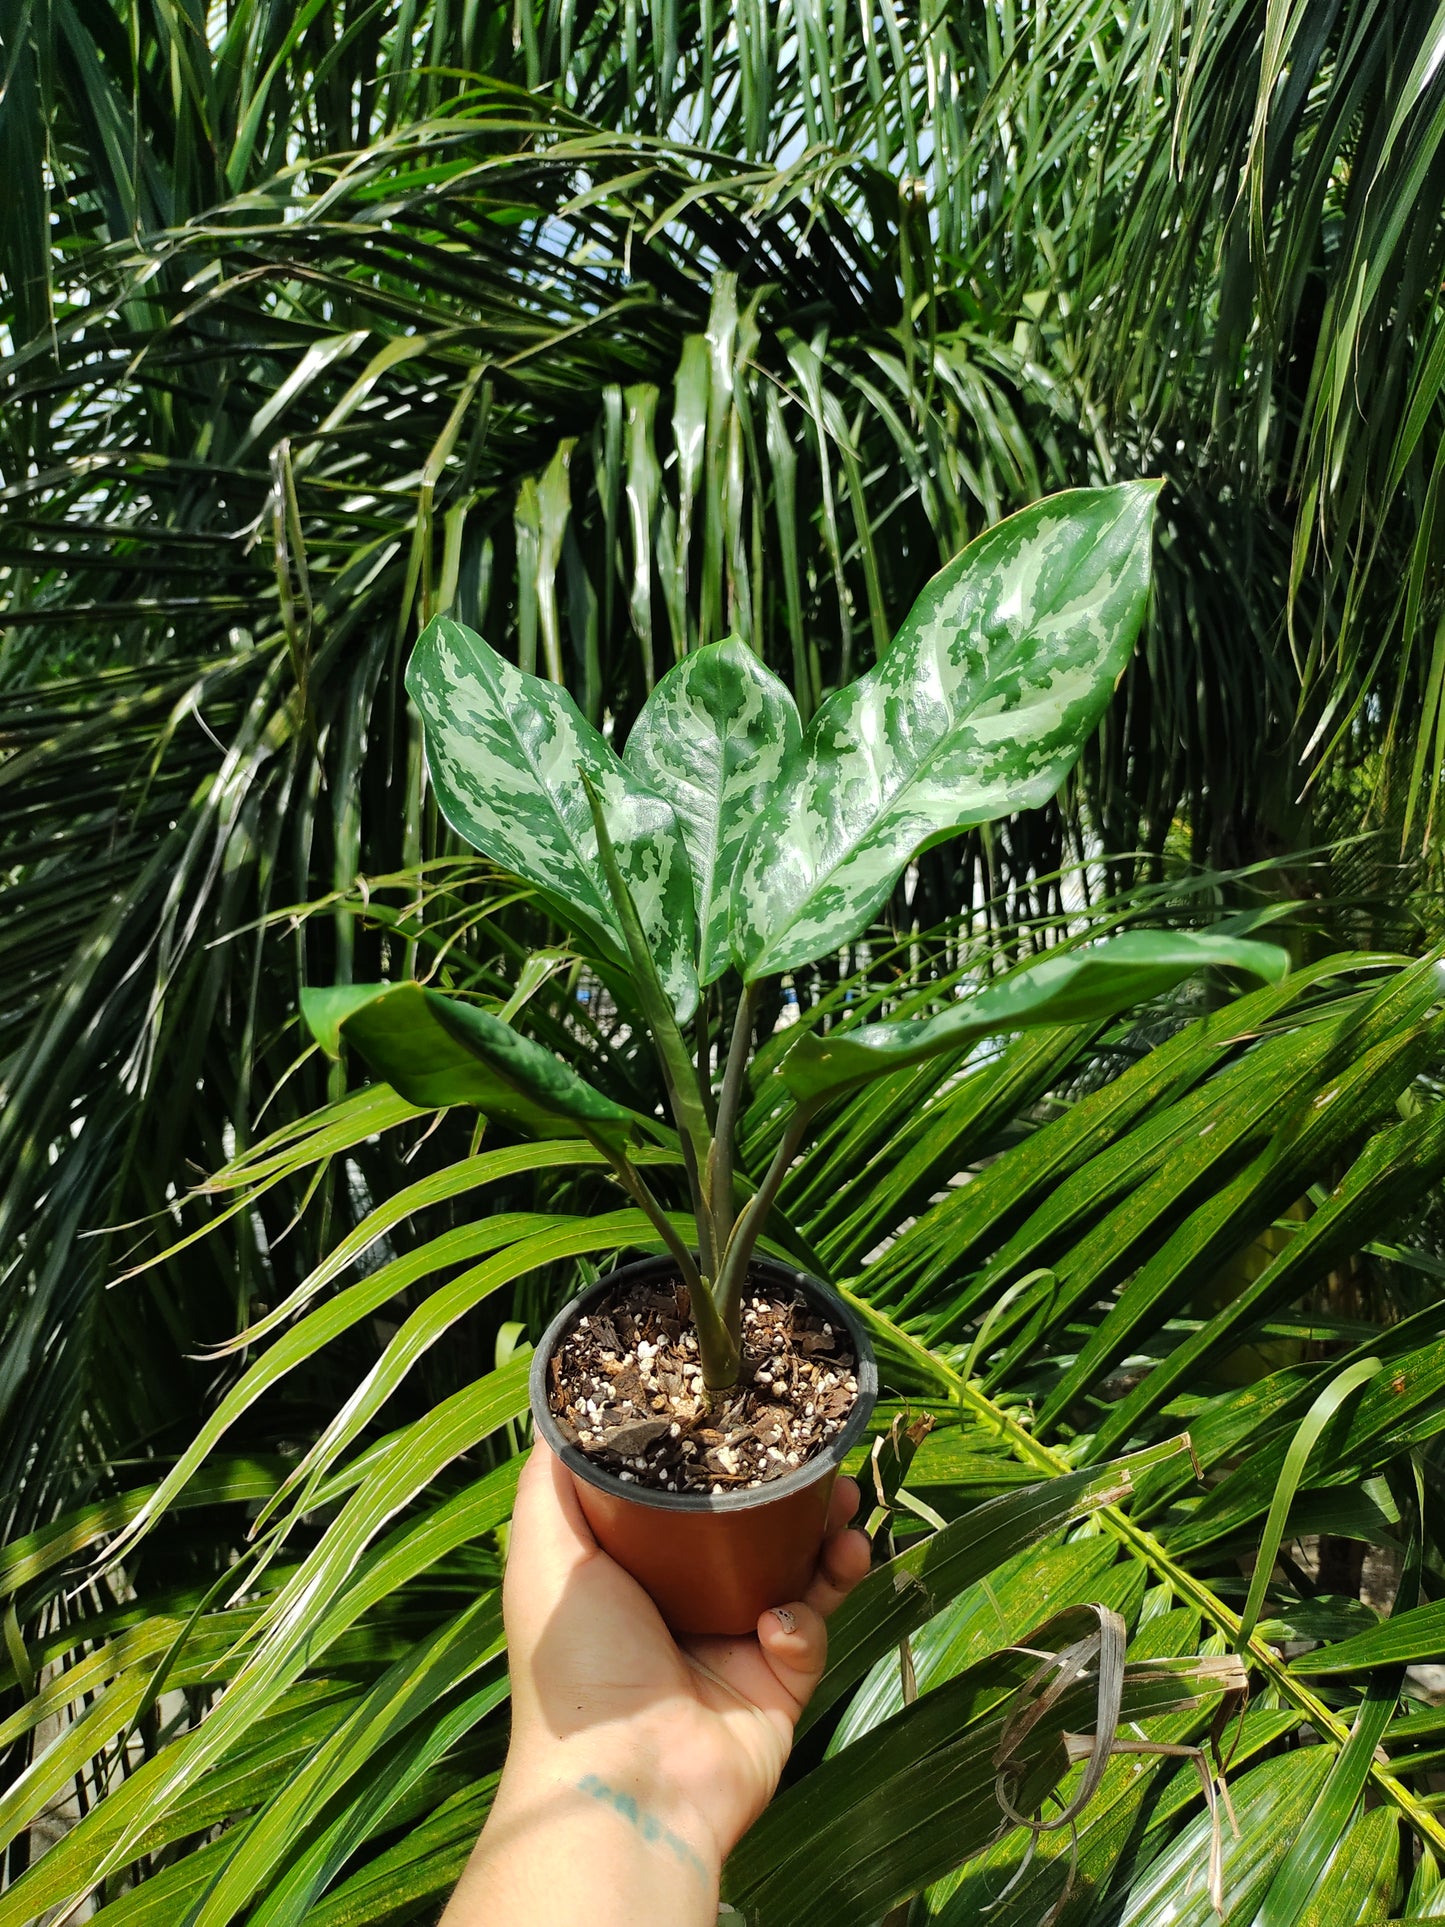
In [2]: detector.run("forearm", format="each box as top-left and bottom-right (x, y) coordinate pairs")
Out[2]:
(442, 1742), (723, 1927)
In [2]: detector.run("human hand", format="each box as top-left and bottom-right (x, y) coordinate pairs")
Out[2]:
(499, 1442), (870, 1870)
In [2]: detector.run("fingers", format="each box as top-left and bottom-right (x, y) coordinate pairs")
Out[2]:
(803, 1521), (871, 1618)
(827, 1474), (862, 1536)
(752, 1478), (873, 1714)
(756, 1598), (829, 1708)
(512, 1439), (595, 1554)
(502, 1445), (600, 1639)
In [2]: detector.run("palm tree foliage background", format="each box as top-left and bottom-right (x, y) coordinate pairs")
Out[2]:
(4, 0), (1445, 1920)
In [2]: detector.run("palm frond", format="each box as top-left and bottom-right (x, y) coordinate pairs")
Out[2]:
(7, 945), (1445, 1919)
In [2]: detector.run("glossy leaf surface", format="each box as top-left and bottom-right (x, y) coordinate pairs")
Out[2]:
(301, 982), (637, 1145)
(732, 484), (1161, 978)
(827, 1535), (1118, 1752)
(780, 929), (1288, 1098)
(624, 636), (802, 984)
(801, 1438), (1187, 1737)
(7, 1), (1445, 1918)
(406, 617), (698, 1018)
(1110, 1750), (1332, 1927)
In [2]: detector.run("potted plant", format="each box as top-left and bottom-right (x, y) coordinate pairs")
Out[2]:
(303, 482), (1286, 1633)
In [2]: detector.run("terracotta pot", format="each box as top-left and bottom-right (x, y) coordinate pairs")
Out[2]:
(529, 1255), (878, 1636)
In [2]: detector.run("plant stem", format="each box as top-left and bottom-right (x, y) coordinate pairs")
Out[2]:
(708, 981), (756, 1268)
(590, 1136), (702, 1297)
(676, 1122), (717, 1278)
(691, 1266), (741, 1389)
(585, 1138), (739, 1387)
(714, 1099), (817, 1346)
(696, 990), (718, 1129)
(578, 772), (715, 1261)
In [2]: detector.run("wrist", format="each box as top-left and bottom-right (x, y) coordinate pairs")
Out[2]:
(498, 1726), (726, 1877)
(447, 1738), (724, 1927)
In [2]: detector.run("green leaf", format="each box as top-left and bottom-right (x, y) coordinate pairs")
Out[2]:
(576, 773), (714, 1168)
(301, 982), (638, 1145)
(0, 1459), (286, 1605)
(779, 929), (1289, 1098)
(405, 616), (698, 1018)
(799, 1435), (1191, 1737)
(84, 1837), (240, 1924)
(0, 1668), (158, 1855)
(624, 636), (803, 984)
(66, 1366), (530, 1899)
(262, 1209), (671, 1523)
(731, 483), (1162, 979)
(1254, 1596), (1381, 1650)
(1168, 1326), (1445, 1555)
(1293, 1807), (1397, 1926)
(217, 1141), (652, 1353)
(94, 1214), (557, 1582)
(1290, 1598), (1445, 1675)
(187, 1600), (505, 1926)
(1250, 1676), (1399, 1927)
(0, 1685), (364, 1927)
(826, 1536), (1119, 1753)
(863, 961), (1351, 1316)
(303, 1781), (494, 1927)
(1109, 1749), (1333, 1927)
(1038, 1001), (1441, 1439)
(1090, 1094), (1445, 1455)
(728, 1644), (1238, 1927)
(1235, 1357), (1384, 1649)
(927, 1610), (1263, 1927)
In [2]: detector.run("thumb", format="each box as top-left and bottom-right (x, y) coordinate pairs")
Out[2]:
(756, 1600), (829, 1713)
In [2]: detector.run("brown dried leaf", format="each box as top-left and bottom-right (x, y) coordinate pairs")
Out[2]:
(599, 1417), (671, 1456)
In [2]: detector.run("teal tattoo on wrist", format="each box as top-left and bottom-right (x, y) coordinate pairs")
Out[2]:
(574, 1773), (711, 1884)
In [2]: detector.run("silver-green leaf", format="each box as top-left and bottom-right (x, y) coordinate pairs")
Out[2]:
(406, 617), (699, 1019)
(624, 637), (802, 984)
(731, 483), (1163, 980)
(301, 982), (638, 1146)
(779, 930), (1289, 1100)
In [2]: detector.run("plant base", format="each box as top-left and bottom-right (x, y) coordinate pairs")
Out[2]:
(529, 1256), (878, 1635)
(547, 1271), (859, 1493)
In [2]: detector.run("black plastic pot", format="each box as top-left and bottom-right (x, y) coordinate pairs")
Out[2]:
(529, 1254), (878, 1635)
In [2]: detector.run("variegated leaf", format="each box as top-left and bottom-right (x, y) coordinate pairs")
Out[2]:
(301, 982), (638, 1145)
(624, 637), (802, 984)
(779, 930), (1288, 1099)
(406, 617), (699, 1019)
(731, 483), (1163, 980)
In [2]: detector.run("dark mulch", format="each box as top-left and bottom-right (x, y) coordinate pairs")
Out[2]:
(547, 1273), (859, 1494)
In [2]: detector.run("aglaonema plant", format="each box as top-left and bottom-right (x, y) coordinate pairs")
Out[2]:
(303, 483), (1287, 1393)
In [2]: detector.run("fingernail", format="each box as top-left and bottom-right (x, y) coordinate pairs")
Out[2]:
(770, 1607), (797, 1634)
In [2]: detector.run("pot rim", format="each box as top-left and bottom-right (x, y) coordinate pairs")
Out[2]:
(528, 1253), (879, 1515)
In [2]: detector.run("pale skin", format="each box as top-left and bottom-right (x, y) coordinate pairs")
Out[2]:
(442, 1444), (872, 1925)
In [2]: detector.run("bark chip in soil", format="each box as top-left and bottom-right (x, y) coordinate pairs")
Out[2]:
(547, 1275), (859, 1494)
